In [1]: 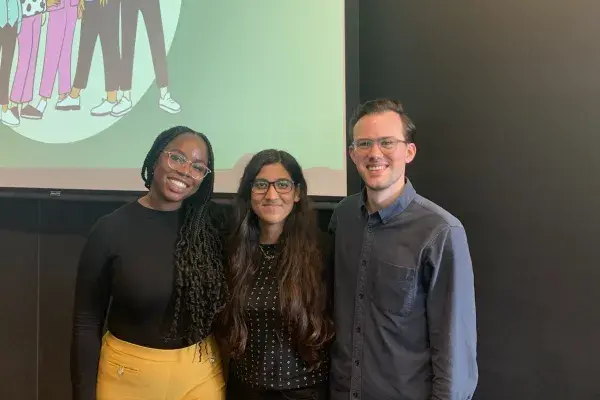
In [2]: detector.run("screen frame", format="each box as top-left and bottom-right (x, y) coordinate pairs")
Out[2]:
(0, 0), (361, 208)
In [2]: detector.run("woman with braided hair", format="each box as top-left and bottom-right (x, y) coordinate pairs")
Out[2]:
(70, 126), (228, 400)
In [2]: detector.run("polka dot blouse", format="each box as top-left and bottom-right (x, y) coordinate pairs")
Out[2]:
(21, 0), (47, 18)
(230, 244), (329, 390)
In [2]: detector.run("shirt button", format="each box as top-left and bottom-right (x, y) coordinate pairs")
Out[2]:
(356, 326), (361, 333)
(358, 293), (364, 299)
(352, 392), (358, 398)
(354, 359), (360, 366)
(361, 260), (366, 266)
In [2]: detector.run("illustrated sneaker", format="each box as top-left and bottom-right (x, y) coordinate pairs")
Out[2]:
(1, 107), (19, 127)
(111, 96), (132, 117)
(56, 95), (81, 111)
(91, 99), (117, 116)
(159, 92), (181, 114)
(20, 104), (43, 120)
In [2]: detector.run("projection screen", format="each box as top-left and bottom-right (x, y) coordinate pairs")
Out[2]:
(0, 0), (348, 197)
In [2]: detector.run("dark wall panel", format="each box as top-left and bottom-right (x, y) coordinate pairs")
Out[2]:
(0, 199), (39, 400)
(358, 1), (600, 399)
(38, 200), (126, 400)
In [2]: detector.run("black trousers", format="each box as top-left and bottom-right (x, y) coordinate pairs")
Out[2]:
(120, 0), (168, 90)
(0, 25), (17, 105)
(226, 375), (329, 400)
(73, 0), (120, 91)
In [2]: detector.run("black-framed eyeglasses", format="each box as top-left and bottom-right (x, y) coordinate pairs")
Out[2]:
(251, 178), (295, 194)
(163, 151), (211, 180)
(350, 137), (408, 153)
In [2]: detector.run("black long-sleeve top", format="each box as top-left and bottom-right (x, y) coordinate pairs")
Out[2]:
(229, 234), (333, 391)
(70, 200), (225, 400)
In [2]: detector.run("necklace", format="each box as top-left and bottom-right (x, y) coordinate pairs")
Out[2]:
(259, 245), (276, 260)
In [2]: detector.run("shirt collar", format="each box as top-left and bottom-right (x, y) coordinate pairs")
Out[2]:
(359, 178), (417, 224)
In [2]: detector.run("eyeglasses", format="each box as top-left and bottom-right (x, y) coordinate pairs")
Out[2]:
(163, 151), (211, 180)
(251, 178), (295, 194)
(350, 137), (408, 153)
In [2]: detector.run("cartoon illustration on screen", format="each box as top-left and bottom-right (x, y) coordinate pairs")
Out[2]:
(55, 0), (121, 116)
(111, 0), (181, 117)
(0, 0), (21, 127)
(1, 0), (180, 136)
(28, 0), (79, 120)
(9, 0), (62, 123)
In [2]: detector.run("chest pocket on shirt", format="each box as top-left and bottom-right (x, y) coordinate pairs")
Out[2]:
(369, 260), (417, 317)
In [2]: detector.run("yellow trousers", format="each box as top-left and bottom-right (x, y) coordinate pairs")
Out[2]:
(96, 332), (226, 400)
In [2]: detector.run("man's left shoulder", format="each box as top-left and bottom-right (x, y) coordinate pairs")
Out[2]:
(411, 194), (464, 231)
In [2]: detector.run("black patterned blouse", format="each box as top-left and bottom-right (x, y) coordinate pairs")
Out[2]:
(229, 241), (331, 391)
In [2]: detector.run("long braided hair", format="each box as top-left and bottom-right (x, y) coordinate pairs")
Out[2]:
(141, 126), (228, 346)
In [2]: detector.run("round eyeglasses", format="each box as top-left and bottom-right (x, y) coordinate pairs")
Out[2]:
(251, 178), (295, 194)
(350, 137), (408, 153)
(164, 151), (211, 180)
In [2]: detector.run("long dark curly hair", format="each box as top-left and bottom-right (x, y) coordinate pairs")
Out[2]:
(219, 149), (334, 367)
(141, 126), (228, 346)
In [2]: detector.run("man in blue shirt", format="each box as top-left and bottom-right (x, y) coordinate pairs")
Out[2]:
(0, 0), (21, 127)
(329, 99), (478, 400)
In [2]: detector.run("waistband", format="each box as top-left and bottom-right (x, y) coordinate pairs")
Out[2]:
(103, 331), (219, 362)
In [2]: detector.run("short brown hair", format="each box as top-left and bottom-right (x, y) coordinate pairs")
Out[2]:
(349, 98), (416, 142)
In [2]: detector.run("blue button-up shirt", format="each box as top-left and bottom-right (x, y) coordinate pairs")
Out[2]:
(0, 0), (22, 33)
(329, 179), (478, 400)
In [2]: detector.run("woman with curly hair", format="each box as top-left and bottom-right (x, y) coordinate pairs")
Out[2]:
(219, 149), (334, 400)
(70, 126), (228, 400)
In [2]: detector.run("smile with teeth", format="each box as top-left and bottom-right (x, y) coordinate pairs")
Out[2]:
(367, 165), (387, 171)
(168, 178), (188, 189)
